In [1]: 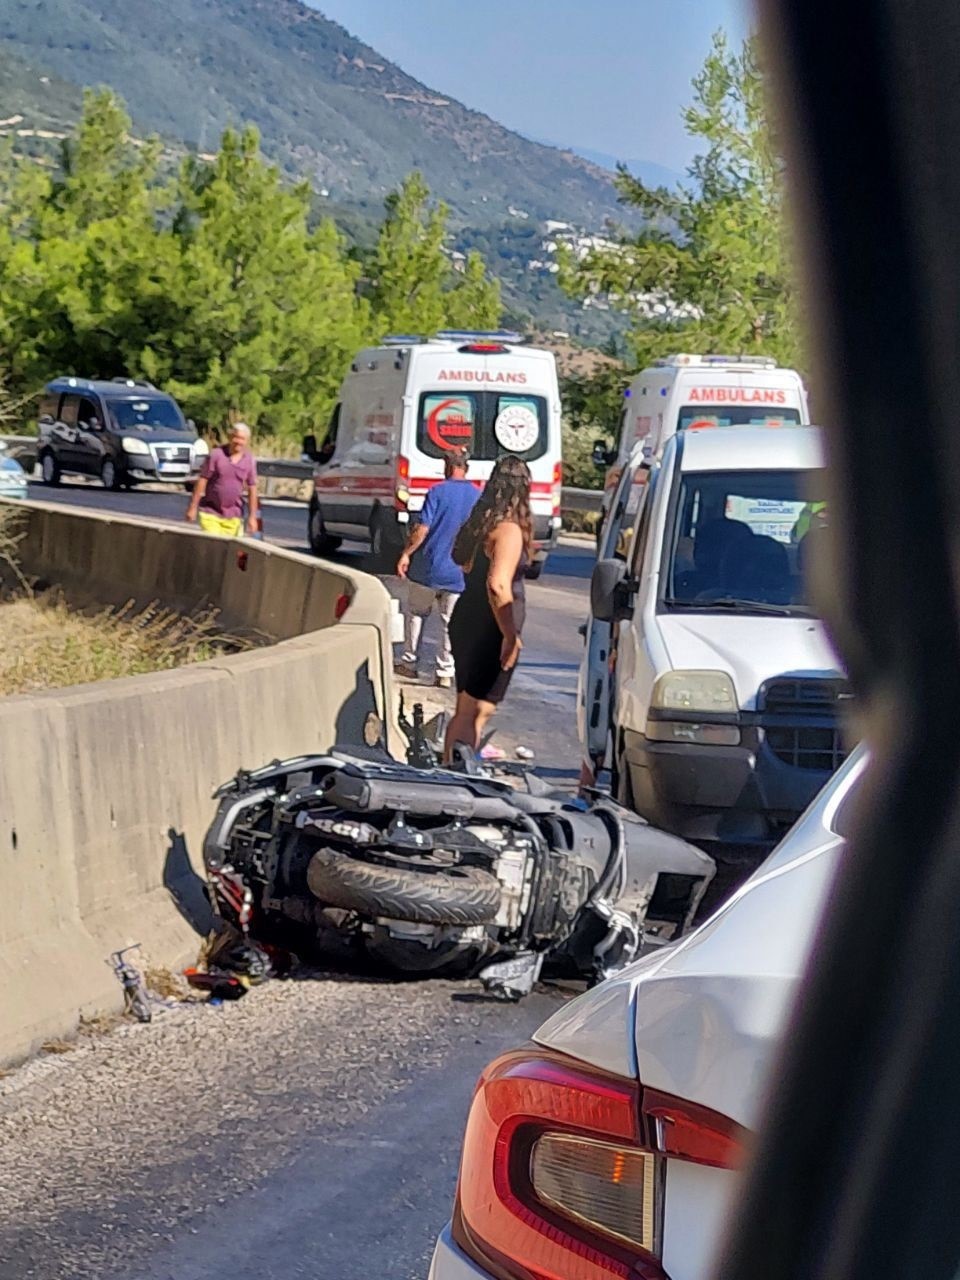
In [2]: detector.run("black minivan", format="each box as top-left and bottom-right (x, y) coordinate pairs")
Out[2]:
(37, 377), (206, 490)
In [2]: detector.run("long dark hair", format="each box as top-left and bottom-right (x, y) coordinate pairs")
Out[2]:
(454, 454), (533, 567)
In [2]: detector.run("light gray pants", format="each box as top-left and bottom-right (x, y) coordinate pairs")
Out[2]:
(402, 581), (459, 677)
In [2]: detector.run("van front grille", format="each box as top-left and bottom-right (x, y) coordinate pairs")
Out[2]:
(759, 677), (852, 771)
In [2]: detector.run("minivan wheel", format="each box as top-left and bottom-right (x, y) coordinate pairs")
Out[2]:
(101, 459), (121, 491)
(308, 500), (342, 556)
(40, 451), (61, 486)
(369, 508), (404, 574)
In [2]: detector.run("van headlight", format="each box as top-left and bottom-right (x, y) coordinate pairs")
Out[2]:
(192, 438), (209, 457)
(647, 671), (740, 746)
(122, 436), (151, 456)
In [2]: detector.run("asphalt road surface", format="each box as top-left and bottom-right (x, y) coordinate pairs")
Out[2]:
(1, 480), (593, 1280)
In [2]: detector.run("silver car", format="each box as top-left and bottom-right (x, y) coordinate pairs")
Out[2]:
(429, 746), (864, 1280)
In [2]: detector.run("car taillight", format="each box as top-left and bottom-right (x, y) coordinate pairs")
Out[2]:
(453, 1050), (665, 1280)
(452, 1050), (747, 1280)
(552, 461), (563, 513)
(396, 455), (410, 509)
(641, 1091), (746, 1171)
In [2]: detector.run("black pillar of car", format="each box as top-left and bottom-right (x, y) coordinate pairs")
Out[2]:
(718, 6), (960, 1280)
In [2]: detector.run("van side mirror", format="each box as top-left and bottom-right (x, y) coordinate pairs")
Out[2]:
(187, 418), (196, 431)
(591, 558), (632, 622)
(592, 439), (615, 468)
(302, 433), (318, 461)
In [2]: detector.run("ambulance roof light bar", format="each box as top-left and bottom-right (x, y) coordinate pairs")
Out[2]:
(654, 353), (779, 369)
(381, 334), (426, 346)
(433, 329), (525, 345)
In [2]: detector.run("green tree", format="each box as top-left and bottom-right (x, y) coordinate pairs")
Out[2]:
(560, 32), (801, 369)
(368, 172), (500, 336)
(444, 250), (501, 330)
(149, 126), (369, 435)
(0, 90), (170, 396)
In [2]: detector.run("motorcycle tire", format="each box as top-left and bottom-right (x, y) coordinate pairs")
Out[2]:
(306, 848), (501, 925)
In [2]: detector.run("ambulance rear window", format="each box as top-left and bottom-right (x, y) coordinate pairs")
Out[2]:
(417, 391), (548, 461)
(678, 406), (802, 430)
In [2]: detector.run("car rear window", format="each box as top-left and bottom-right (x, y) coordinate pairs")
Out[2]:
(416, 391), (548, 461)
(678, 405), (802, 430)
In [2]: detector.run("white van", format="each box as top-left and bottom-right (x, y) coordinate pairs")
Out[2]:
(304, 331), (563, 578)
(594, 353), (810, 533)
(590, 425), (848, 846)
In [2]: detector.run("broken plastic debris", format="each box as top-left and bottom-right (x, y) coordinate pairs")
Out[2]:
(480, 743), (506, 761)
(515, 745), (535, 761)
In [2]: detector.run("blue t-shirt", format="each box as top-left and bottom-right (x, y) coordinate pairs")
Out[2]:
(409, 479), (480, 592)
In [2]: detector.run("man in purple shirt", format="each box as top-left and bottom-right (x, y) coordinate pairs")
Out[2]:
(186, 422), (260, 537)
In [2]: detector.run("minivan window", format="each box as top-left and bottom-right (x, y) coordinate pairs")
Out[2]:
(417, 391), (548, 461)
(106, 397), (184, 431)
(60, 395), (79, 427)
(677, 406), (802, 430)
(78, 398), (100, 427)
(662, 468), (827, 615)
(39, 394), (59, 421)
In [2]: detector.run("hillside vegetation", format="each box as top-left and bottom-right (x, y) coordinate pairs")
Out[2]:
(0, 0), (626, 230)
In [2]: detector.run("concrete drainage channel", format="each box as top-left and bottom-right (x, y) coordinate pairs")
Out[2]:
(0, 497), (397, 1065)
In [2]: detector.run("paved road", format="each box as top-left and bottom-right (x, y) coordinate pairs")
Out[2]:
(1, 480), (593, 1279)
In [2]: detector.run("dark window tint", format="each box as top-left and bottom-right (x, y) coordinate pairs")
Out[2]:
(59, 395), (80, 427)
(663, 468), (827, 613)
(78, 398), (100, 427)
(106, 397), (184, 431)
(416, 391), (548, 462)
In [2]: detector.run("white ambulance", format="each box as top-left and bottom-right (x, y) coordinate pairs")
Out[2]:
(303, 331), (563, 578)
(594, 353), (810, 534)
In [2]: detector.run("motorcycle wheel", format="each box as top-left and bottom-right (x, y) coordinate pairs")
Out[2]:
(306, 848), (501, 925)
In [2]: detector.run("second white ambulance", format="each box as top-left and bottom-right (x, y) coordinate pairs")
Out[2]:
(595, 353), (810, 533)
(304, 331), (563, 578)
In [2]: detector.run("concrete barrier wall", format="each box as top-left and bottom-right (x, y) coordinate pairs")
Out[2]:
(0, 501), (398, 1063)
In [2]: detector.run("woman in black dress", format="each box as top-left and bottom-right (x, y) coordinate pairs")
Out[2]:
(445, 455), (532, 763)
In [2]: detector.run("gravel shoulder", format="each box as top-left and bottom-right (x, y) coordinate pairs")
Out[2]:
(0, 972), (564, 1280)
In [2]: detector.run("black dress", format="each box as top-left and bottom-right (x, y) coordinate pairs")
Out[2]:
(449, 541), (526, 704)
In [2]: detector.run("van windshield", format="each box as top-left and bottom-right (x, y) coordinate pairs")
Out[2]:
(106, 398), (185, 432)
(677, 406), (802, 430)
(662, 468), (827, 616)
(417, 391), (548, 461)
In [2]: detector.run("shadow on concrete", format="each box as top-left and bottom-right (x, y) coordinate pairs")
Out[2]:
(163, 828), (215, 937)
(334, 659), (381, 748)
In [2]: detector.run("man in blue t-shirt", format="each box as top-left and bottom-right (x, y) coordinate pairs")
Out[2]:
(396, 448), (479, 688)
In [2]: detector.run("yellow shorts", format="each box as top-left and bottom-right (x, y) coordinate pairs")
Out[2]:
(198, 513), (243, 538)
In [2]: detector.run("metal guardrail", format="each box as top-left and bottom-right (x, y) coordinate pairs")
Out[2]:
(0, 436), (605, 514)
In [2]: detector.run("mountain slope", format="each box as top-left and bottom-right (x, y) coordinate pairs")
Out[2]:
(0, 0), (627, 229)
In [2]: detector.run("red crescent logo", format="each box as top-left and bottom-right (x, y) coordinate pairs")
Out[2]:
(426, 398), (473, 451)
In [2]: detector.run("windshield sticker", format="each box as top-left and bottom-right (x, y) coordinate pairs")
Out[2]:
(494, 401), (539, 453)
(725, 495), (807, 543)
(423, 396), (474, 452)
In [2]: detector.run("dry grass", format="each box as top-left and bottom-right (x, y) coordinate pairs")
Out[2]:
(144, 966), (191, 1001)
(0, 594), (250, 696)
(563, 509), (601, 535)
(40, 1038), (75, 1055)
(78, 1011), (122, 1038)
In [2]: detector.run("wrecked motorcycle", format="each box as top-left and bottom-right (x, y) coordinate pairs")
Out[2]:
(201, 749), (715, 999)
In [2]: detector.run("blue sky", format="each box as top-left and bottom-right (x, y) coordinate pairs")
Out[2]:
(309, 1), (750, 173)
